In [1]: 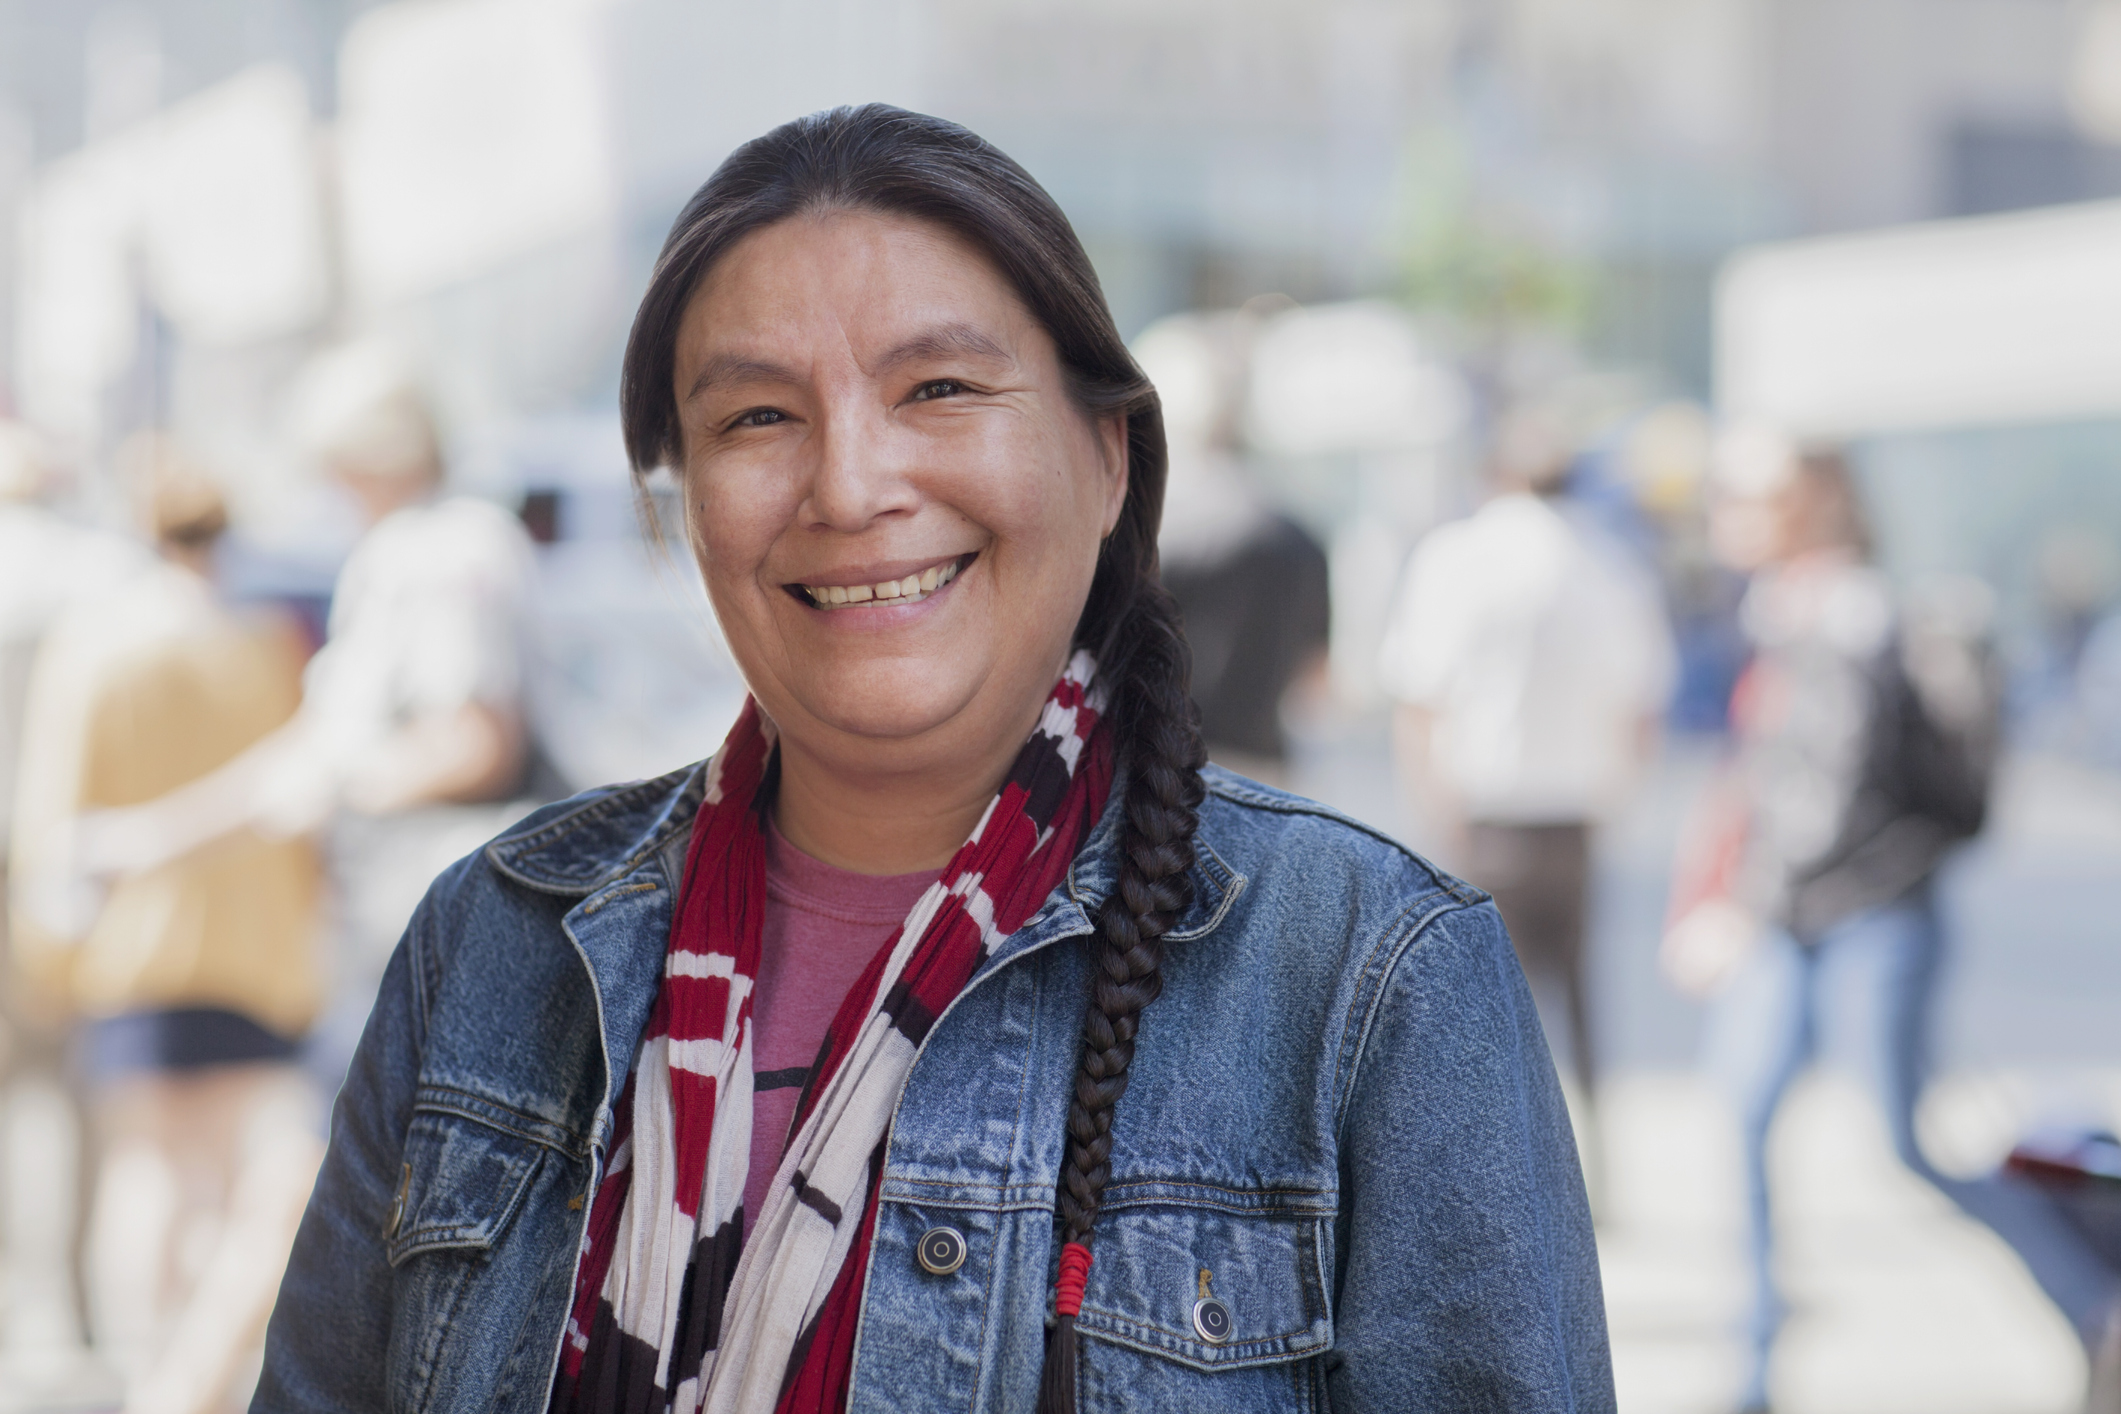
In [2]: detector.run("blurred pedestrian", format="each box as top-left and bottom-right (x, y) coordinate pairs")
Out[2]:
(69, 346), (542, 1087)
(1137, 312), (1329, 788)
(1662, 428), (2119, 1414)
(0, 421), (146, 1371)
(1380, 407), (1676, 1116)
(9, 437), (324, 1414)
(280, 344), (546, 1079)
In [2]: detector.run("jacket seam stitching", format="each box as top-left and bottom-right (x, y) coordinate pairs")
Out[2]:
(1077, 1308), (1319, 1348)
(499, 773), (679, 851)
(409, 898), (438, 1050)
(1072, 1313), (1328, 1367)
(1066, 832), (1247, 942)
(1202, 776), (1487, 906)
(976, 966), (1040, 1412)
(485, 767), (707, 895)
(881, 1176), (1332, 1201)
(386, 1143), (543, 1265)
(880, 1195), (1056, 1215)
(482, 789), (656, 886)
(1329, 894), (1479, 1142)
(1100, 1180), (1332, 1200)
(1168, 836), (1247, 941)
(846, 906), (1098, 1402)
(412, 1088), (590, 1157)
(965, 1195), (1000, 1414)
(406, 1252), (474, 1411)
(502, 1214), (584, 1410)
(580, 880), (661, 914)
(1096, 1195), (1336, 1216)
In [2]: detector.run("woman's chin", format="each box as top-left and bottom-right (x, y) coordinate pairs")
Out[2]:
(774, 672), (986, 749)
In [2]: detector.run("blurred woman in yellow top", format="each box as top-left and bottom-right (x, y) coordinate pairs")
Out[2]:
(8, 437), (323, 1414)
(11, 439), (319, 1040)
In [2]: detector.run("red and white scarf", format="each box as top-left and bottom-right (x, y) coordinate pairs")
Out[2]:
(551, 652), (1111, 1414)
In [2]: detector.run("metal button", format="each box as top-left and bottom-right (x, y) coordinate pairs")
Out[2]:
(1192, 1296), (1233, 1344)
(916, 1225), (967, 1276)
(382, 1161), (410, 1240)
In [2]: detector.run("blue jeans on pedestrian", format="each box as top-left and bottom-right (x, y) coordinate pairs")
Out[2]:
(1707, 884), (2119, 1408)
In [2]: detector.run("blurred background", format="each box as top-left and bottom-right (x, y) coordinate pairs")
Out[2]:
(3, 1), (2121, 1411)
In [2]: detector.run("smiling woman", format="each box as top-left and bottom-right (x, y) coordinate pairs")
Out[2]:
(668, 210), (1130, 876)
(251, 106), (1614, 1414)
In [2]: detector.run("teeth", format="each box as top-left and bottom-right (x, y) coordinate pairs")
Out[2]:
(802, 558), (961, 610)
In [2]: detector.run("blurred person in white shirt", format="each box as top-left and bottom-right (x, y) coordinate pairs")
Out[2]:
(1379, 407), (1677, 1113)
(70, 345), (540, 1084)
(0, 422), (146, 1376)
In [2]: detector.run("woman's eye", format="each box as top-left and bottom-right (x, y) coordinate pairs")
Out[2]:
(731, 407), (787, 429)
(912, 379), (965, 401)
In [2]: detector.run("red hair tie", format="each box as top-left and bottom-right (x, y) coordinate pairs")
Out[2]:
(1054, 1242), (1093, 1318)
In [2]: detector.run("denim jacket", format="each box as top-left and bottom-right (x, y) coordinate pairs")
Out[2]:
(254, 764), (1613, 1413)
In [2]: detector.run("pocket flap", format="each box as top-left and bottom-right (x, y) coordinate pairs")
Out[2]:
(385, 1107), (544, 1267)
(1072, 1205), (1331, 1371)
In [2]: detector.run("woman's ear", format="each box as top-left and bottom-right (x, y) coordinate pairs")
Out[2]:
(1097, 412), (1130, 538)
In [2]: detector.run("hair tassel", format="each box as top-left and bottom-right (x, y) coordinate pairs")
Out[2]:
(1037, 1243), (1093, 1413)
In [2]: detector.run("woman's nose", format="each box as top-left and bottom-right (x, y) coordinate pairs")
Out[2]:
(803, 406), (919, 530)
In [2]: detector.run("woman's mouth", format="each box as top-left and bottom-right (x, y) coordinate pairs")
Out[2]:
(791, 553), (972, 610)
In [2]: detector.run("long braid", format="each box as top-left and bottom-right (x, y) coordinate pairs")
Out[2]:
(1038, 581), (1206, 1414)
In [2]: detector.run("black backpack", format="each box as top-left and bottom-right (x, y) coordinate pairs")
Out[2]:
(1892, 576), (2002, 842)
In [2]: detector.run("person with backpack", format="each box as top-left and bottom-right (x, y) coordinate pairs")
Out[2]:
(1662, 429), (2121, 1414)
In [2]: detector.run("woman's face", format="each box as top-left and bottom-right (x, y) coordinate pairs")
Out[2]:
(672, 210), (1129, 769)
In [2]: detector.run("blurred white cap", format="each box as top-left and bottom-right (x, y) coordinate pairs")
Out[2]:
(288, 340), (441, 481)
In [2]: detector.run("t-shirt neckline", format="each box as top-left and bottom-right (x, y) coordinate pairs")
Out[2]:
(763, 817), (944, 927)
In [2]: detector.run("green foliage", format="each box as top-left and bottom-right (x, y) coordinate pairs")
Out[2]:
(1392, 130), (1595, 336)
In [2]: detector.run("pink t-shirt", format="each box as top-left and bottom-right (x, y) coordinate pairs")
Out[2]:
(747, 822), (941, 1227)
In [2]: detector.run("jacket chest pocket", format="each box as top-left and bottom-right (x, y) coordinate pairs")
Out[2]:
(385, 1106), (546, 1267)
(383, 1103), (575, 1413)
(1071, 1201), (1333, 1414)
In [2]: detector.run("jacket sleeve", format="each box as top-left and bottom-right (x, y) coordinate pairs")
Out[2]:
(251, 905), (432, 1412)
(1327, 897), (1614, 1412)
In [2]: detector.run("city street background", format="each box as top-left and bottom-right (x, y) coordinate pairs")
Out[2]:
(6, 1), (2121, 1411)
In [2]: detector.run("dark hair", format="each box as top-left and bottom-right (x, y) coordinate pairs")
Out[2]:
(1792, 444), (1873, 558)
(619, 104), (1205, 1409)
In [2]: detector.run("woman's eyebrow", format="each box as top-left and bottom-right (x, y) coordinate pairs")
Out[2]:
(685, 323), (1011, 402)
(875, 322), (1012, 373)
(686, 354), (803, 402)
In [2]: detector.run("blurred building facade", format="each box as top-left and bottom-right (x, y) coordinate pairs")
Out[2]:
(5, 0), (2121, 433)
(3, 0), (2117, 747)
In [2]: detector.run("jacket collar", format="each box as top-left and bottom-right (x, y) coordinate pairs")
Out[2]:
(486, 757), (1246, 946)
(487, 759), (1245, 1125)
(1061, 771), (1245, 945)
(486, 765), (708, 897)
